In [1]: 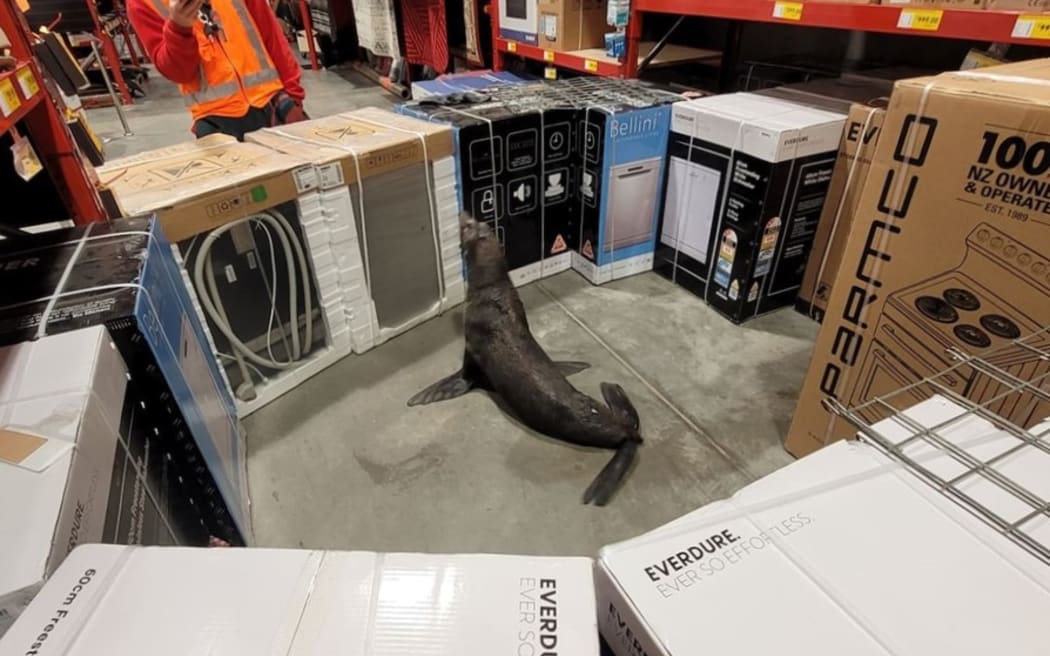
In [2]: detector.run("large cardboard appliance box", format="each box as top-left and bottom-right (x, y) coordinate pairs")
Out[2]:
(655, 92), (845, 323)
(0, 545), (600, 655)
(538, 0), (607, 52)
(98, 137), (352, 416)
(0, 218), (249, 545)
(598, 395), (1050, 656)
(0, 327), (213, 636)
(246, 107), (462, 353)
(786, 60), (1050, 458)
(797, 103), (886, 320)
(499, 0), (540, 44)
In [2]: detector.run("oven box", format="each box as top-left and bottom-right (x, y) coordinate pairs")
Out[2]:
(598, 396), (1050, 656)
(399, 94), (578, 285)
(0, 545), (599, 656)
(97, 137), (352, 415)
(571, 101), (672, 285)
(655, 93), (844, 323)
(538, 0), (607, 52)
(410, 70), (530, 100)
(786, 60), (1050, 458)
(0, 326), (216, 636)
(499, 0), (539, 45)
(246, 107), (462, 352)
(0, 218), (249, 546)
(797, 104), (886, 321)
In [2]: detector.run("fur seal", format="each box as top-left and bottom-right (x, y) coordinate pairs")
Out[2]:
(408, 215), (642, 506)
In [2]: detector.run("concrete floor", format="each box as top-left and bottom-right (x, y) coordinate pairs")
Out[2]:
(87, 70), (819, 556)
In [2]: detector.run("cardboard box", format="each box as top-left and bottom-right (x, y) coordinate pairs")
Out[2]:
(0, 327), (215, 635)
(247, 108), (462, 352)
(786, 60), (1050, 457)
(98, 137), (354, 415)
(654, 93), (845, 323)
(0, 218), (249, 545)
(1, 545), (600, 655)
(598, 396), (1050, 656)
(499, 0), (539, 44)
(797, 104), (886, 321)
(538, 0), (607, 51)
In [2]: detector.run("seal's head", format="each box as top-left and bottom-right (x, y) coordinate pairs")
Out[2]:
(460, 214), (506, 287)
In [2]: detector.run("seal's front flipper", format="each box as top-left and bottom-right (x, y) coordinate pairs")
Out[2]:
(407, 370), (473, 406)
(555, 361), (591, 376)
(600, 382), (640, 430)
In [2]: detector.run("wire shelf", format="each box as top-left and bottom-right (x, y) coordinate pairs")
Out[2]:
(825, 326), (1050, 567)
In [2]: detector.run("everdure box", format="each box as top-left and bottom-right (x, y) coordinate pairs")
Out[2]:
(0, 545), (599, 655)
(0, 327), (213, 636)
(98, 137), (351, 416)
(797, 104), (886, 321)
(786, 60), (1050, 458)
(655, 93), (844, 322)
(246, 107), (462, 352)
(598, 396), (1050, 656)
(0, 218), (248, 545)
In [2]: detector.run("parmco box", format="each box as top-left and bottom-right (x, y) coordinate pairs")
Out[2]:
(0, 218), (249, 545)
(787, 60), (1050, 458)
(0, 545), (599, 656)
(654, 93), (844, 323)
(597, 395), (1050, 656)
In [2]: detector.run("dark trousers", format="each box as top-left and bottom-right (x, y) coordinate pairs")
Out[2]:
(192, 90), (309, 141)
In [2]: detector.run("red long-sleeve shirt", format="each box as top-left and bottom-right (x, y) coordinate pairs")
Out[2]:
(127, 0), (304, 102)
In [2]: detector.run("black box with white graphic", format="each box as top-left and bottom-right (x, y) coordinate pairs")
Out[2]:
(656, 93), (845, 323)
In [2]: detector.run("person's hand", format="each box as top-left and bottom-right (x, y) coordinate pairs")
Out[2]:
(169, 0), (204, 29)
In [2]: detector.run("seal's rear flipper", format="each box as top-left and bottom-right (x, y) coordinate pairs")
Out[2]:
(555, 361), (590, 376)
(600, 382), (640, 430)
(407, 370), (474, 406)
(583, 439), (640, 506)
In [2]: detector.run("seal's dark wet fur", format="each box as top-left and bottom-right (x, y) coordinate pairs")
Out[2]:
(408, 216), (642, 505)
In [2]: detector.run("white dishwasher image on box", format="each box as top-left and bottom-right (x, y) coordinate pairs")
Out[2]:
(661, 156), (722, 265)
(603, 157), (662, 254)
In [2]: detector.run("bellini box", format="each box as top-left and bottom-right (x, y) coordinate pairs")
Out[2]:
(0, 218), (249, 546)
(654, 93), (845, 323)
(786, 60), (1050, 458)
(597, 396), (1050, 656)
(0, 545), (599, 656)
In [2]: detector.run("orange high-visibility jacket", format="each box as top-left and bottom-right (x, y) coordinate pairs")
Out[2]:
(136, 0), (286, 120)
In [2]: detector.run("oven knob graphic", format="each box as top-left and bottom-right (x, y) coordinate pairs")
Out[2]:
(1004, 245), (1018, 259)
(1034, 261), (1048, 276)
(976, 229), (990, 242)
(990, 237), (1004, 249)
(1018, 253), (1032, 266)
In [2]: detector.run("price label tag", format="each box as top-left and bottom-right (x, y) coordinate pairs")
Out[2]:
(898, 8), (943, 31)
(544, 66), (557, 80)
(543, 50), (555, 62)
(772, 1), (803, 21)
(507, 41), (517, 52)
(584, 59), (598, 72)
(0, 78), (21, 117)
(16, 68), (39, 99)
(1012, 14), (1050, 39)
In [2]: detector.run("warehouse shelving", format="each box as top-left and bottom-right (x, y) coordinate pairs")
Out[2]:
(492, 0), (1050, 79)
(1, 0), (108, 224)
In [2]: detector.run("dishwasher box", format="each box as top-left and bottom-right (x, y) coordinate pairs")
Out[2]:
(786, 60), (1050, 458)
(797, 104), (886, 321)
(598, 396), (1050, 656)
(246, 108), (461, 352)
(0, 218), (249, 546)
(0, 327), (214, 636)
(1, 545), (600, 656)
(655, 93), (844, 323)
(98, 137), (351, 415)
(499, 0), (539, 44)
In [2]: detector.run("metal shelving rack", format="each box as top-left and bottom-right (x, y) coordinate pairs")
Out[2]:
(1, 0), (107, 224)
(826, 326), (1050, 566)
(492, 1), (1050, 80)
